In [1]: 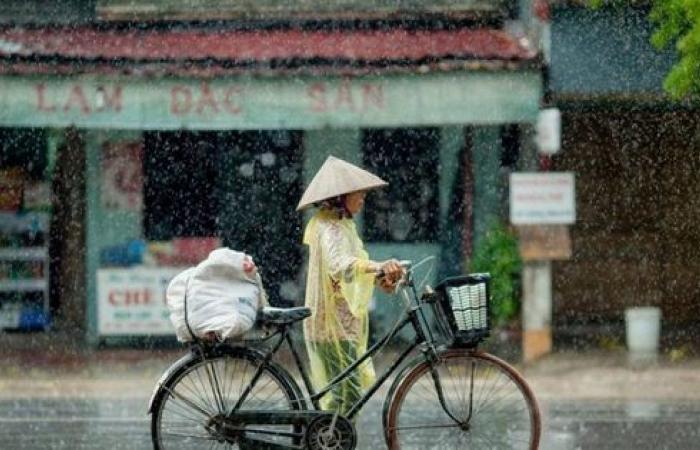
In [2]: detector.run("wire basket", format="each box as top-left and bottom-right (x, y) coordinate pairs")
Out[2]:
(433, 273), (491, 348)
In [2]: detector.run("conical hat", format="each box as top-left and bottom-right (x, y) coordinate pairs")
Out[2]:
(296, 156), (388, 211)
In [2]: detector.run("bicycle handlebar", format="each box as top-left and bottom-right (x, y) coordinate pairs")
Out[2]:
(375, 259), (412, 279)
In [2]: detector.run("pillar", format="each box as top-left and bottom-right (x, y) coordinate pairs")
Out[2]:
(472, 126), (502, 251)
(522, 261), (552, 361)
(518, 123), (554, 362)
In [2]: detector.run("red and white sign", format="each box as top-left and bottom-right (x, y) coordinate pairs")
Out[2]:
(101, 141), (143, 211)
(97, 267), (183, 336)
(510, 172), (575, 225)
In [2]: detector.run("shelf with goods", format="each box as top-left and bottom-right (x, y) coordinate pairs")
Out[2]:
(0, 211), (50, 331)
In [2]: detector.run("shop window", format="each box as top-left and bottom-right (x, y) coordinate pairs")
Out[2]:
(0, 128), (47, 182)
(217, 130), (304, 307)
(143, 131), (219, 240)
(362, 128), (440, 242)
(143, 130), (304, 307)
(501, 124), (520, 169)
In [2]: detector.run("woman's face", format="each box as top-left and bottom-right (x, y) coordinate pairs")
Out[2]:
(344, 191), (367, 215)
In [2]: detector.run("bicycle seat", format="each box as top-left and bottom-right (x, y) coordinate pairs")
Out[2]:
(258, 306), (311, 325)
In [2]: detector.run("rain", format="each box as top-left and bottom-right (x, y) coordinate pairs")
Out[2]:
(1, 1), (700, 449)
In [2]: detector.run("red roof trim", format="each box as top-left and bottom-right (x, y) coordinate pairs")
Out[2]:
(0, 26), (536, 63)
(0, 59), (533, 78)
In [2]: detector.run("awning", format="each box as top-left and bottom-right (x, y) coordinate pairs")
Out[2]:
(0, 25), (542, 129)
(0, 25), (537, 76)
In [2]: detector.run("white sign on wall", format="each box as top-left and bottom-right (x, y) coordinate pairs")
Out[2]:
(535, 108), (561, 155)
(510, 172), (576, 225)
(97, 267), (183, 336)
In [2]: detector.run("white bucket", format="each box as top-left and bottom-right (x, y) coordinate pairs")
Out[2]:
(625, 307), (661, 354)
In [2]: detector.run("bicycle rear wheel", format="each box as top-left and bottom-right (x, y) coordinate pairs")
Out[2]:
(385, 349), (540, 450)
(151, 347), (303, 450)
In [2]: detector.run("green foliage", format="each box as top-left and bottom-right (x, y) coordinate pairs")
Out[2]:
(587, 0), (700, 98)
(587, 0), (649, 8)
(582, 0), (700, 100)
(470, 222), (522, 326)
(649, 0), (700, 98)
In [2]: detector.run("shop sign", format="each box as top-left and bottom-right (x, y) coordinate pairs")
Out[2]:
(97, 267), (182, 336)
(510, 172), (575, 225)
(0, 72), (541, 129)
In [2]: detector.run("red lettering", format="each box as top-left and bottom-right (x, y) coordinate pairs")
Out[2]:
(35, 83), (56, 112)
(108, 290), (121, 306)
(549, 193), (564, 201)
(107, 289), (153, 306)
(362, 84), (384, 111)
(334, 79), (355, 111)
(307, 83), (327, 112)
(142, 289), (152, 305)
(98, 85), (123, 112)
(195, 82), (219, 114)
(64, 85), (91, 114)
(171, 85), (192, 115)
(222, 86), (242, 114)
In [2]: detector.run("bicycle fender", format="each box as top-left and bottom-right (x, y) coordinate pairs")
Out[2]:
(147, 350), (198, 415)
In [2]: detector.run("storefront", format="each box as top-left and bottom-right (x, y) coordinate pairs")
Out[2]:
(0, 24), (543, 343)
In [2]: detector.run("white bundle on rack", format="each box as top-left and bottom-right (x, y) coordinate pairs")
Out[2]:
(166, 248), (268, 342)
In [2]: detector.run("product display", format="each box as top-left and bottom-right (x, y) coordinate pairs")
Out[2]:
(0, 211), (50, 330)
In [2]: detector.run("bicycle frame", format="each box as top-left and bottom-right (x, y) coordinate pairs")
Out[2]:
(152, 267), (543, 450)
(226, 271), (457, 424)
(291, 300), (427, 419)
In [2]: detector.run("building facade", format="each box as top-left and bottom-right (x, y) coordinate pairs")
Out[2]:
(0, 0), (544, 344)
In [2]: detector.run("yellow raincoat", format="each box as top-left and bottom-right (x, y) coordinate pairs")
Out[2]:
(303, 208), (377, 414)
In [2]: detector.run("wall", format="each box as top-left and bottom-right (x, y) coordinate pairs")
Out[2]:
(552, 110), (700, 328)
(85, 130), (144, 344)
(0, 1), (95, 24)
(550, 6), (676, 98)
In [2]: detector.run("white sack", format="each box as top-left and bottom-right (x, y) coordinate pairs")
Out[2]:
(166, 248), (267, 342)
(166, 267), (197, 342)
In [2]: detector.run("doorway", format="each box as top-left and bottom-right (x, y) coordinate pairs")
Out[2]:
(143, 130), (304, 307)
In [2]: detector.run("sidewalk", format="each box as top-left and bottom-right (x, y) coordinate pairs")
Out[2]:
(2, 332), (700, 401)
(523, 350), (700, 401)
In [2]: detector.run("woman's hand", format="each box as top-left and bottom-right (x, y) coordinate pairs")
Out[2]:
(376, 259), (405, 293)
(378, 276), (397, 294)
(380, 259), (404, 281)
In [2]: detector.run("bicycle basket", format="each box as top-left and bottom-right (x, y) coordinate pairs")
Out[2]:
(433, 273), (491, 348)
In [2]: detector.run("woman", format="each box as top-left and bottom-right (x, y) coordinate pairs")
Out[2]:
(297, 156), (404, 416)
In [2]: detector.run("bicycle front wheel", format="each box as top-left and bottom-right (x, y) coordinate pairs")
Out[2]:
(385, 349), (541, 450)
(151, 347), (303, 450)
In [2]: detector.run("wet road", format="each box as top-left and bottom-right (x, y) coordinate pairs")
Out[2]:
(2, 397), (699, 449)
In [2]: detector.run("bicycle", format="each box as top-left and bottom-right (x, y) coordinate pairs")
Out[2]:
(148, 261), (541, 449)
